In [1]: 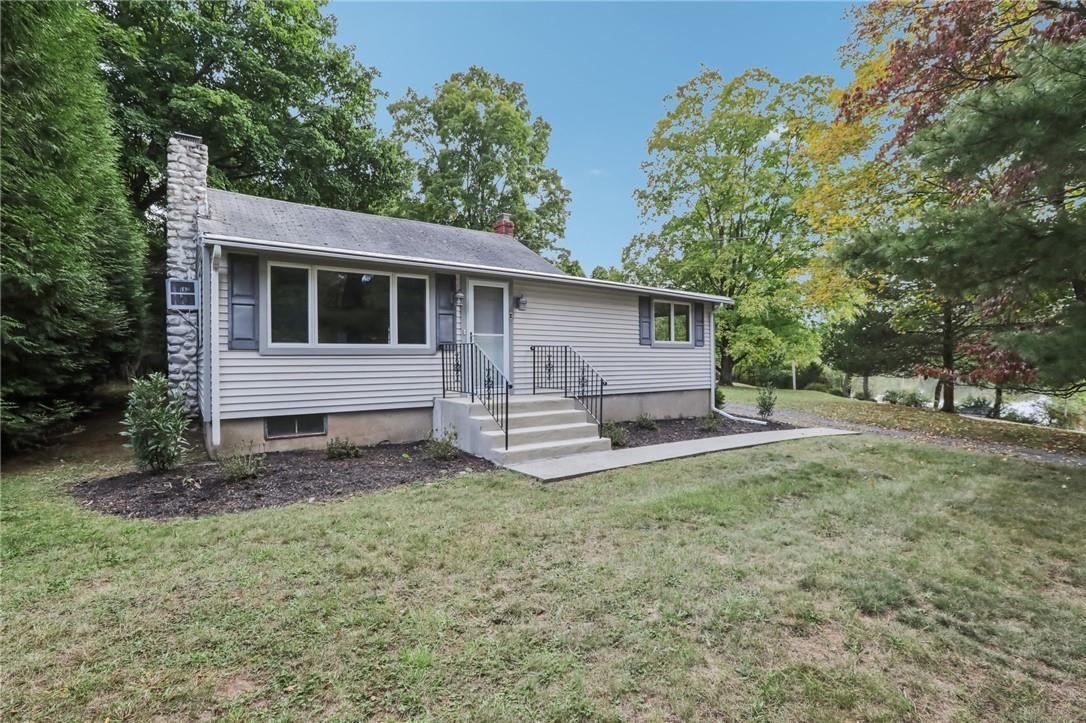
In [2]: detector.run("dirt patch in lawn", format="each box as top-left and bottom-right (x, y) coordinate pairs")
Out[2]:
(615, 416), (794, 448)
(72, 442), (492, 520)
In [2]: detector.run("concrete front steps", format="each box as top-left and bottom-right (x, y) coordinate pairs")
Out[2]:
(432, 394), (611, 465)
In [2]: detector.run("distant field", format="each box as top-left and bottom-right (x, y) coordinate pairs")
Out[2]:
(722, 386), (1086, 457)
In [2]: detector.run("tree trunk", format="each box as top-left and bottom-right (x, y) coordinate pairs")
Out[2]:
(843, 373), (853, 397)
(989, 386), (1003, 419)
(933, 379), (942, 409)
(862, 374), (870, 399)
(942, 378), (955, 413)
(720, 353), (735, 386)
(940, 300), (956, 413)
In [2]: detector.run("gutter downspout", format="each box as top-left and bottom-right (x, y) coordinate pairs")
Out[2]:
(210, 243), (222, 448)
(708, 301), (768, 426)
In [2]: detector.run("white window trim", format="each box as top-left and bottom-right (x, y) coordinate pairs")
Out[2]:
(653, 300), (693, 346)
(264, 260), (431, 351)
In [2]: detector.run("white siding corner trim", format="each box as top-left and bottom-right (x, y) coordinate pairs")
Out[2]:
(210, 244), (222, 446)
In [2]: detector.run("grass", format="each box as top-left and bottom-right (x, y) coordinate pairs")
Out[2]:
(4, 431), (1085, 721)
(723, 386), (1086, 457)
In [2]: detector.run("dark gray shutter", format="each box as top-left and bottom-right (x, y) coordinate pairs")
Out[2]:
(638, 296), (652, 346)
(228, 255), (258, 350)
(694, 303), (705, 347)
(436, 273), (456, 345)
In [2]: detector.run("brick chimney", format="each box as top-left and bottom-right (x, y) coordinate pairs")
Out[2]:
(493, 212), (515, 236)
(165, 132), (208, 412)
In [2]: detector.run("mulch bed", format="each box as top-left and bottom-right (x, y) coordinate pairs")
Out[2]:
(72, 442), (492, 520)
(615, 416), (794, 448)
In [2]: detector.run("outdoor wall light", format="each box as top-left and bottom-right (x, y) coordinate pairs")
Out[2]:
(515, 295), (528, 311)
(454, 290), (465, 307)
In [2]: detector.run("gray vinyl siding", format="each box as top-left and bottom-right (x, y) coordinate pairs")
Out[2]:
(510, 280), (712, 396)
(216, 263), (443, 420)
(214, 260), (712, 419)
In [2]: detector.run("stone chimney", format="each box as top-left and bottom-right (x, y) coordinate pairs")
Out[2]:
(165, 132), (208, 412)
(493, 212), (515, 236)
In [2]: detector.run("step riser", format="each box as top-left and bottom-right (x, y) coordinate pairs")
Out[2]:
(507, 397), (579, 413)
(492, 438), (612, 465)
(473, 410), (589, 430)
(456, 397), (578, 414)
(482, 424), (600, 446)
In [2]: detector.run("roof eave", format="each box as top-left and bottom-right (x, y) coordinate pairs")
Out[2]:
(200, 232), (734, 305)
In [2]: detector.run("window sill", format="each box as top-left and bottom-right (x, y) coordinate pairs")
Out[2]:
(257, 344), (436, 357)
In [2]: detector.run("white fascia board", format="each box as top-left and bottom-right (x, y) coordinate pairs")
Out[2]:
(201, 233), (734, 306)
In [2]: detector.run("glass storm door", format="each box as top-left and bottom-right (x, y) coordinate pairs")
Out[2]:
(468, 280), (509, 375)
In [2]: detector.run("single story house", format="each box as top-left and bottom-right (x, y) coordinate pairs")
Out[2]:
(165, 133), (732, 464)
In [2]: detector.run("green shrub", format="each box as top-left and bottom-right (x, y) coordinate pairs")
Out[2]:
(219, 444), (266, 482)
(326, 437), (361, 459)
(960, 395), (993, 415)
(715, 387), (726, 407)
(699, 413), (723, 432)
(854, 390), (875, 401)
(121, 373), (190, 472)
(635, 413), (657, 430)
(1043, 396), (1086, 430)
(425, 429), (458, 461)
(1002, 409), (1038, 425)
(804, 382), (832, 394)
(602, 421), (629, 447)
(756, 386), (776, 420)
(898, 390), (926, 408)
(881, 389), (901, 404)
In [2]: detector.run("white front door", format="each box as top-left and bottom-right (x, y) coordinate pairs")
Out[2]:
(467, 279), (510, 375)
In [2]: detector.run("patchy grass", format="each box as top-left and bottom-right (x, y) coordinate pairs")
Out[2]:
(4, 433), (1085, 720)
(724, 386), (1086, 457)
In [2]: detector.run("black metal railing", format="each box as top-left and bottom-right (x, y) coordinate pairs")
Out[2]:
(440, 341), (512, 449)
(530, 345), (607, 435)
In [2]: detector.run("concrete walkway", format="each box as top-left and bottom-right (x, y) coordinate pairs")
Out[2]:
(506, 427), (858, 481)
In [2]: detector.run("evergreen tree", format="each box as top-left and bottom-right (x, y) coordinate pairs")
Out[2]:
(1, 1), (147, 449)
(822, 300), (916, 398)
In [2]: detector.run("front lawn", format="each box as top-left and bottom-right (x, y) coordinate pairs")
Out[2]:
(4, 436), (1084, 720)
(723, 386), (1086, 457)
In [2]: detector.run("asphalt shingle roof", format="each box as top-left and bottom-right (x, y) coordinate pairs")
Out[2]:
(199, 189), (565, 275)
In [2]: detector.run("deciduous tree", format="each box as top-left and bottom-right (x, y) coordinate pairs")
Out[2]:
(623, 68), (833, 383)
(390, 66), (571, 255)
(840, 0), (1085, 153)
(94, 0), (409, 216)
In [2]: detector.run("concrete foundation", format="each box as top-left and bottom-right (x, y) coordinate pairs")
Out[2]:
(213, 407), (432, 455)
(207, 389), (710, 456)
(603, 388), (711, 422)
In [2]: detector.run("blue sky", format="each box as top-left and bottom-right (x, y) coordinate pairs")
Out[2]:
(330, 1), (854, 271)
